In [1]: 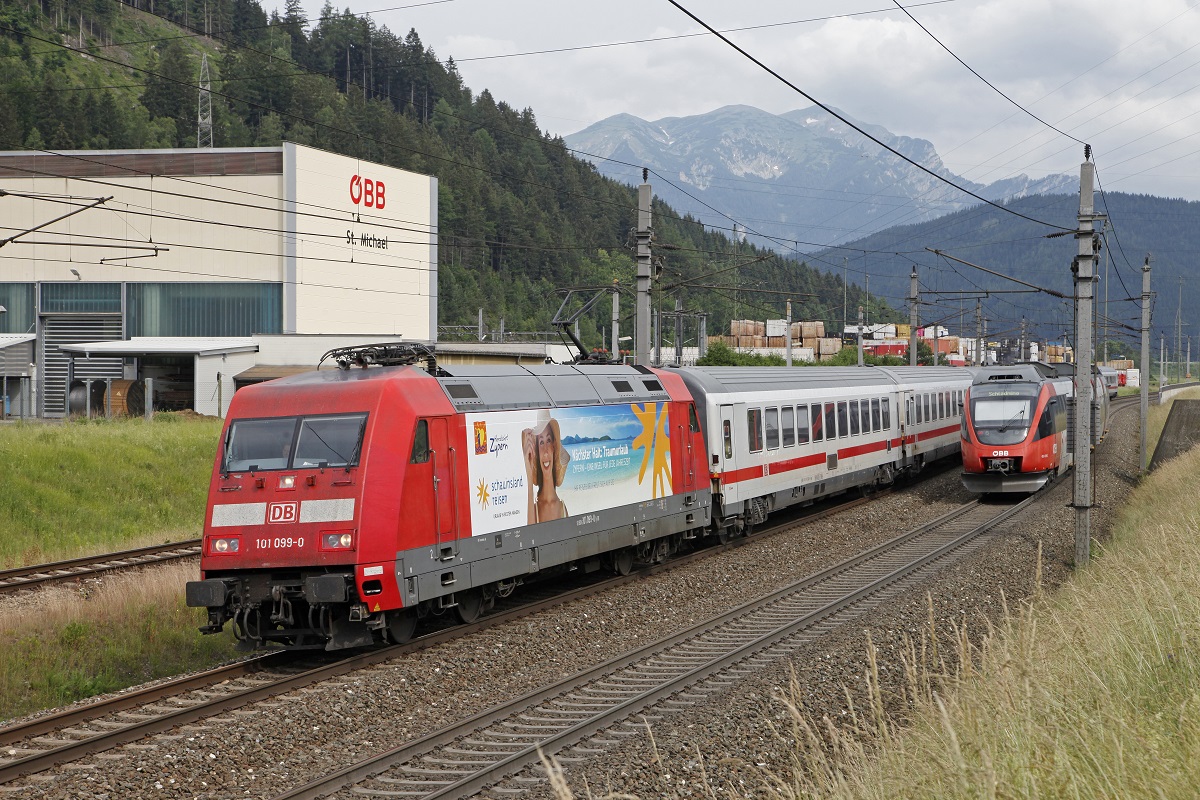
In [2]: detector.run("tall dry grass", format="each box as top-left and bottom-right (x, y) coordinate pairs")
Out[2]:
(770, 435), (1200, 798)
(0, 562), (239, 723)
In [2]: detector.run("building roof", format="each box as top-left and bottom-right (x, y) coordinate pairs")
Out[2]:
(0, 147), (283, 179)
(0, 334), (36, 350)
(57, 337), (258, 357)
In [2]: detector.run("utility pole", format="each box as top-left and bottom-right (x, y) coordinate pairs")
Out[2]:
(1020, 317), (1027, 362)
(197, 54), (213, 148)
(975, 300), (983, 366)
(843, 257), (848, 339)
(1176, 278), (1183, 385)
(1073, 152), (1101, 568)
(856, 305), (864, 367)
(635, 172), (653, 366)
(1141, 255), (1151, 475)
(786, 299), (793, 367)
(932, 320), (939, 366)
(611, 280), (620, 361)
(674, 297), (683, 366)
(1160, 335), (1166, 389)
(909, 268), (919, 367)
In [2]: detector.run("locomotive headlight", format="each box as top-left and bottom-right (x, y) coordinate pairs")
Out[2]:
(320, 530), (355, 550)
(211, 537), (240, 554)
(279, 475), (296, 490)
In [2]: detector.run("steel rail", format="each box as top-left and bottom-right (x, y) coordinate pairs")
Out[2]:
(272, 495), (1035, 800)
(0, 539), (202, 593)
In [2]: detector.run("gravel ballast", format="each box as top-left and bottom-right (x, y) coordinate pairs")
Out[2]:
(7, 403), (1143, 799)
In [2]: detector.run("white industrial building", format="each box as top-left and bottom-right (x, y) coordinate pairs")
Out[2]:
(0, 143), (438, 417)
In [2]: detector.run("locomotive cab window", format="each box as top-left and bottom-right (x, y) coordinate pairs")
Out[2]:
(295, 414), (368, 468)
(410, 420), (430, 464)
(689, 404), (700, 432)
(224, 417), (299, 472)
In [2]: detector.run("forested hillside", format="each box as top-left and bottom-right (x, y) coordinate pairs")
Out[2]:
(0, 0), (887, 345)
(816, 191), (1200, 357)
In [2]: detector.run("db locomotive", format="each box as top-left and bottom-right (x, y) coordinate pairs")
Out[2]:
(960, 362), (1109, 493)
(186, 344), (971, 651)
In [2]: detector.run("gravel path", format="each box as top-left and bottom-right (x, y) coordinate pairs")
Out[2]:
(7, 403), (1141, 800)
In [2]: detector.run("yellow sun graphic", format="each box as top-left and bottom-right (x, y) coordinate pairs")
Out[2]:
(632, 403), (672, 498)
(475, 478), (490, 508)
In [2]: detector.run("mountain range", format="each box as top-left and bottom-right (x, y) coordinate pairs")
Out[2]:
(566, 105), (1075, 250)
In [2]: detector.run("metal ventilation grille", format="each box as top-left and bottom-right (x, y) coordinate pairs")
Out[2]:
(40, 316), (124, 416)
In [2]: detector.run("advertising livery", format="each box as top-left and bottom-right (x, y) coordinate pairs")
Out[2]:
(467, 403), (672, 535)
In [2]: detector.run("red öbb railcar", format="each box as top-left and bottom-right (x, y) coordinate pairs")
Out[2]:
(960, 362), (1109, 493)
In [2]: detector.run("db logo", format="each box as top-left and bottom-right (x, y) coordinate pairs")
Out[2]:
(349, 174), (386, 209)
(267, 502), (299, 524)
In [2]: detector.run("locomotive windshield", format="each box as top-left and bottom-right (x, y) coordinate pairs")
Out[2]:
(970, 383), (1039, 446)
(223, 413), (368, 472)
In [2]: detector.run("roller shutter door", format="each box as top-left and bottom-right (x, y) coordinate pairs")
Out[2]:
(39, 316), (124, 417)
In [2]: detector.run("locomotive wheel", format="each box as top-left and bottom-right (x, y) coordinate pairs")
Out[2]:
(454, 589), (484, 624)
(387, 609), (417, 644)
(612, 548), (634, 576)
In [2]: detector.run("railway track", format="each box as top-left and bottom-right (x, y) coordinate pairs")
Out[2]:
(0, 540), (202, 594)
(271, 494), (1034, 800)
(0, 483), (883, 789)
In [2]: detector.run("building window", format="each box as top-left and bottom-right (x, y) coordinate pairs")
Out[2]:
(128, 283), (282, 336)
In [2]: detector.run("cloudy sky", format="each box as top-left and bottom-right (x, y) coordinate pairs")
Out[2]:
(270, 0), (1200, 202)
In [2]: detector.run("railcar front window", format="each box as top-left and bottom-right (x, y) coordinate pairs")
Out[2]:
(971, 385), (1038, 446)
(224, 417), (299, 472)
(295, 414), (368, 467)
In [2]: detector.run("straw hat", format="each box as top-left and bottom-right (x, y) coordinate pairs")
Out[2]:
(531, 409), (570, 487)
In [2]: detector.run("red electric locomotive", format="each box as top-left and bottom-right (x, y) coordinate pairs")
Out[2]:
(186, 345), (711, 650)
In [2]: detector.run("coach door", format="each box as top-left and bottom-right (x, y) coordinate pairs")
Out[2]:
(898, 391), (914, 465)
(428, 418), (460, 560)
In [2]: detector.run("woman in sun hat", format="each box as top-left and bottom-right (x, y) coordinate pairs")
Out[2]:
(523, 409), (570, 523)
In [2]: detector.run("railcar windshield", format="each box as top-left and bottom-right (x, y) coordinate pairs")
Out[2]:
(970, 383), (1039, 446)
(223, 413), (368, 472)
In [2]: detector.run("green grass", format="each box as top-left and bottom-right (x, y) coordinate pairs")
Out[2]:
(0, 414), (223, 568)
(0, 564), (239, 723)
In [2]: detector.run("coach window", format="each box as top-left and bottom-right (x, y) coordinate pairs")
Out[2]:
(836, 401), (849, 438)
(924, 393), (932, 422)
(849, 400), (861, 435)
(797, 404), (811, 444)
(870, 398), (881, 431)
(906, 398), (914, 426)
(883, 399), (891, 430)
(410, 420), (430, 464)
(810, 404), (823, 442)
(915, 396), (923, 424)
(938, 393), (945, 419)
(824, 402), (837, 441)
(782, 405), (795, 447)
(860, 399), (871, 433)
(765, 407), (780, 450)
(723, 420), (733, 459)
(748, 408), (764, 453)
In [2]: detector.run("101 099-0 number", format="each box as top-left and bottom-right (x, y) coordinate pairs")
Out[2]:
(258, 537), (304, 549)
